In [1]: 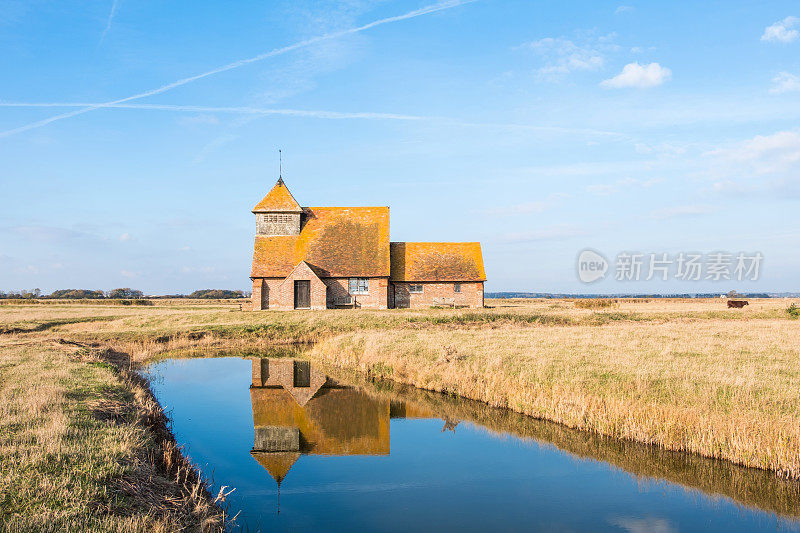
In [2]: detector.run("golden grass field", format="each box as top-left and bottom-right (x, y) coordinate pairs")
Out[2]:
(0, 296), (798, 527)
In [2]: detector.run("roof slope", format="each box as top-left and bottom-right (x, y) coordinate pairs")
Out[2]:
(250, 451), (300, 484)
(252, 179), (303, 213)
(390, 242), (486, 282)
(251, 206), (390, 278)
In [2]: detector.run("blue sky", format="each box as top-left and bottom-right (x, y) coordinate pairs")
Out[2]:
(1, 0), (798, 294)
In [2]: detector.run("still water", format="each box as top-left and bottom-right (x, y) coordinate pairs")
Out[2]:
(144, 356), (800, 532)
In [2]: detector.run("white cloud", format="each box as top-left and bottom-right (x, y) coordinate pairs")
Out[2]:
(706, 130), (800, 175)
(5, 225), (95, 243)
(610, 517), (676, 533)
(500, 225), (587, 243)
(119, 232), (132, 242)
(120, 270), (137, 278)
(587, 177), (662, 196)
(634, 142), (686, 156)
(181, 266), (217, 274)
(483, 193), (569, 215)
(770, 71), (800, 93)
(651, 204), (717, 220)
(522, 35), (615, 80)
(601, 62), (671, 88)
(615, 6), (634, 14)
(761, 16), (799, 43)
(703, 131), (800, 196)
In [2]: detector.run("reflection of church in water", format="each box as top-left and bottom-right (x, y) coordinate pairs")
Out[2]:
(249, 358), (446, 487)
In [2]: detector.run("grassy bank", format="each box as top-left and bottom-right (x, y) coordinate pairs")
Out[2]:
(0, 339), (227, 531)
(1, 296), (798, 525)
(309, 318), (800, 478)
(327, 366), (800, 518)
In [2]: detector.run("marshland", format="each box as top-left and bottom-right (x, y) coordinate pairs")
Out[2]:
(1, 297), (798, 530)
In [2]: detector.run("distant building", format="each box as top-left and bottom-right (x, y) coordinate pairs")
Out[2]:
(250, 178), (485, 310)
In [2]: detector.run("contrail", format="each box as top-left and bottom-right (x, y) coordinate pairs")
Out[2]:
(100, 0), (120, 42)
(0, 101), (628, 139)
(0, 0), (476, 139)
(0, 102), (424, 121)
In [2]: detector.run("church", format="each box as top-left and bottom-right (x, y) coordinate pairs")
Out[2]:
(250, 178), (485, 310)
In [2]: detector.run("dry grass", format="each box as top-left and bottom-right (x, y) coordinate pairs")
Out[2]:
(327, 366), (800, 518)
(310, 317), (800, 478)
(1, 295), (798, 526)
(0, 338), (228, 531)
(572, 298), (619, 309)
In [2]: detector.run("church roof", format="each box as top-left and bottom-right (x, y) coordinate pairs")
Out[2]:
(250, 451), (300, 484)
(251, 206), (391, 278)
(389, 242), (486, 282)
(252, 178), (303, 213)
(251, 387), (391, 456)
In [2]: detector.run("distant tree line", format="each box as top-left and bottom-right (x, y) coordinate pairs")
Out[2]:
(485, 291), (776, 299)
(187, 289), (246, 299)
(0, 288), (248, 299)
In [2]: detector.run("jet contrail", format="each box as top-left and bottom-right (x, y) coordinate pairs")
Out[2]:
(0, 102), (424, 121)
(0, 101), (628, 139)
(0, 0), (476, 139)
(100, 0), (120, 42)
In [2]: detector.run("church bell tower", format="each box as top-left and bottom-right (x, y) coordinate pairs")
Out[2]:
(252, 177), (303, 236)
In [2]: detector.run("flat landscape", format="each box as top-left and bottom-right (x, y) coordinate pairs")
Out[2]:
(2, 297), (798, 524)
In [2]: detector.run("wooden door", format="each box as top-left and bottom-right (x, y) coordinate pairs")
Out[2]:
(294, 280), (310, 309)
(293, 361), (311, 387)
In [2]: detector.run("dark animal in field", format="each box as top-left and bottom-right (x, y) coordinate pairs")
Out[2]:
(727, 300), (749, 309)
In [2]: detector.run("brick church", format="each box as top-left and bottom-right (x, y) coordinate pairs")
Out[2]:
(250, 178), (485, 310)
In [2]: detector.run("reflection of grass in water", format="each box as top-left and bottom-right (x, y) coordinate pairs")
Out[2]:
(311, 319), (800, 481)
(328, 365), (800, 520)
(3, 297), (798, 515)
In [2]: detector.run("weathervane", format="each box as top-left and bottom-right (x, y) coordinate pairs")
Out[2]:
(278, 149), (283, 183)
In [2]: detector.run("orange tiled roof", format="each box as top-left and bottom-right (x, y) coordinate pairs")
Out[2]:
(252, 179), (303, 212)
(390, 242), (486, 282)
(251, 206), (390, 278)
(250, 451), (300, 483)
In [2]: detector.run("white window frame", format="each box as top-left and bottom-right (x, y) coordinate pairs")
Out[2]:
(409, 284), (423, 294)
(349, 278), (369, 295)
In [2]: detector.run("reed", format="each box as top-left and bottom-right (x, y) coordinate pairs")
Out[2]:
(1, 295), (797, 526)
(309, 318), (800, 479)
(0, 340), (229, 531)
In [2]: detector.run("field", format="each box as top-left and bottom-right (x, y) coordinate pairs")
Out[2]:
(1, 297), (798, 526)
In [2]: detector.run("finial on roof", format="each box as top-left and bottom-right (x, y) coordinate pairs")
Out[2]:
(278, 149), (283, 184)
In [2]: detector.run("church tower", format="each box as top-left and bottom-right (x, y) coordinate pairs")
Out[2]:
(252, 178), (303, 236)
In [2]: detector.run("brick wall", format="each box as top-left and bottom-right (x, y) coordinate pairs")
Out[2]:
(252, 278), (264, 310)
(324, 277), (388, 309)
(251, 278), (285, 310)
(253, 276), (389, 309)
(391, 281), (484, 309)
(281, 263), (327, 310)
